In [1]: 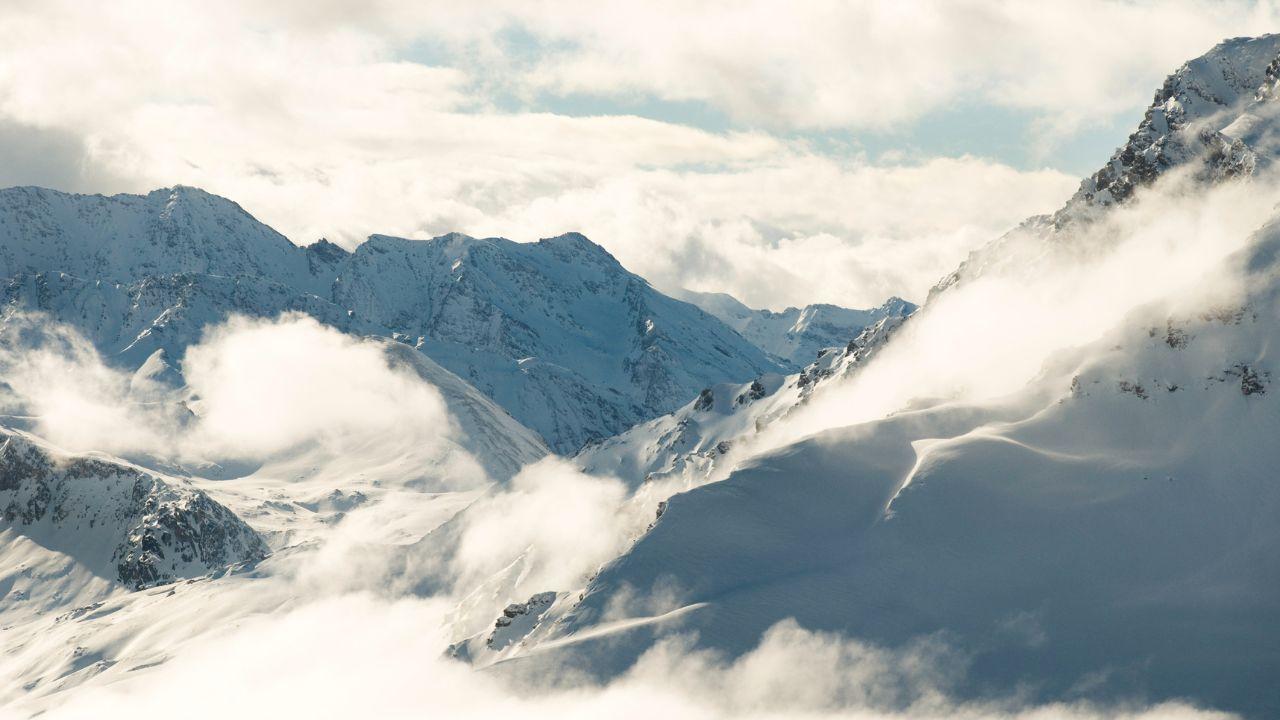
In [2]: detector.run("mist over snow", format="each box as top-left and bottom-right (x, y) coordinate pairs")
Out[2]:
(4, 3), (1280, 720)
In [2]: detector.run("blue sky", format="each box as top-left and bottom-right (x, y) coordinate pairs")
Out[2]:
(402, 27), (1136, 177)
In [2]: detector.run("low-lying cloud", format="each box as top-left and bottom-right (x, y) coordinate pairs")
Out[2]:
(28, 594), (1234, 720)
(0, 312), (481, 486)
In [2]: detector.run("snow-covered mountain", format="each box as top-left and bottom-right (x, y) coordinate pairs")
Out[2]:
(453, 36), (1280, 718)
(935, 33), (1280, 299)
(515, 248), (1280, 715)
(671, 288), (915, 368)
(8, 30), (1280, 720)
(588, 33), (1280, 495)
(0, 187), (790, 452)
(333, 231), (787, 451)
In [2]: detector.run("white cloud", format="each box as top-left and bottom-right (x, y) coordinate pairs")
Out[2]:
(182, 314), (458, 461)
(0, 312), (483, 486)
(0, 1), (1275, 308)
(450, 457), (639, 596)
(32, 594), (1236, 720)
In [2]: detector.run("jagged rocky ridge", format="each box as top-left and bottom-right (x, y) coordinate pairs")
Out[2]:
(0, 430), (267, 590)
(934, 33), (1280, 299)
(577, 314), (910, 485)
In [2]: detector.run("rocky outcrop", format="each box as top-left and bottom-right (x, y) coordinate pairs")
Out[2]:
(0, 431), (267, 589)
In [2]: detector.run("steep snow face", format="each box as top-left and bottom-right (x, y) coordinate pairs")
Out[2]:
(379, 341), (549, 482)
(0, 429), (267, 613)
(334, 233), (786, 451)
(672, 288), (916, 368)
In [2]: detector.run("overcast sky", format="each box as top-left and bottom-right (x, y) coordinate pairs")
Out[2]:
(2, 0), (1278, 308)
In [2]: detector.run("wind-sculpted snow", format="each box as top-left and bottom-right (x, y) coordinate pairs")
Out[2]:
(500, 38), (1280, 718)
(527, 278), (1280, 716)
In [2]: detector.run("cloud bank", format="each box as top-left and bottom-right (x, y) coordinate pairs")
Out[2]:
(0, 313), (481, 487)
(5, 2), (1276, 308)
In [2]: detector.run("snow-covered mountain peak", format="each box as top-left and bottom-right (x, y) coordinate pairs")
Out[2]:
(0, 185), (327, 294)
(1062, 33), (1280, 215)
(338, 230), (786, 451)
(0, 188), (800, 454)
(673, 287), (917, 368)
(933, 35), (1280, 301)
(534, 231), (623, 268)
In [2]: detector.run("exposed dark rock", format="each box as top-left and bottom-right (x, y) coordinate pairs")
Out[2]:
(0, 432), (268, 590)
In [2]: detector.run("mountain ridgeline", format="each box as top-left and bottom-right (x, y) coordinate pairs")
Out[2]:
(0, 187), (898, 453)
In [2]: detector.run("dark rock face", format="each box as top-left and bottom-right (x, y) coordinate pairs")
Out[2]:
(694, 388), (715, 412)
(0, 432), (268, 590)
(1228, 363), (1269, 396)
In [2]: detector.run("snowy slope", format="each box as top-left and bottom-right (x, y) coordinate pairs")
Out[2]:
(469, 37), (1280, 718)
(503, 250), (1280, 717)
(671, 288), (915, 368)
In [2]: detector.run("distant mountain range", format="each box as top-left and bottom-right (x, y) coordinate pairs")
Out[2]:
(0, 185), (900, 452)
